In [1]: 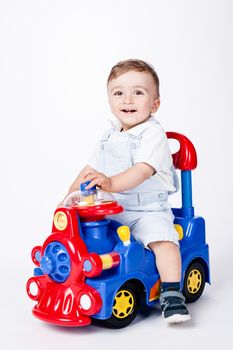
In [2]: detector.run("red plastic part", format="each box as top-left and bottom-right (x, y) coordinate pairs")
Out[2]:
(108, 251), (121, 268)
(76, 285), (103, 316)
(26, 207), (103, 326)
(31, 246), (42, 267)
(28, 277), (100, 326)
(166, 132), (197, 170)
(82, 253), (103, 278)
(74, 201), (123, 220)
(27, 203), (123, 326)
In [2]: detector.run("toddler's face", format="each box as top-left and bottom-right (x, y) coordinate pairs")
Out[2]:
(107, 71), (160, 131)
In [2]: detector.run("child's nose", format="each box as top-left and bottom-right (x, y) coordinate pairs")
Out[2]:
(124, 93), (133, 104)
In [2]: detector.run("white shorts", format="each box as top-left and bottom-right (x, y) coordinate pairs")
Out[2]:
(109, 207), (179, 249)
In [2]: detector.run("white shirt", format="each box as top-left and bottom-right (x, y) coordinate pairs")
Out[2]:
(88, 116), (178, 195)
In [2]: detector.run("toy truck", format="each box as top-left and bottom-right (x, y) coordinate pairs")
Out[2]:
(26, 132), (210, 328)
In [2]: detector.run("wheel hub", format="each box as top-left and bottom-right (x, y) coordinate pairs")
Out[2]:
(187, 269), (202, 294)
(113, 290), (134, 319)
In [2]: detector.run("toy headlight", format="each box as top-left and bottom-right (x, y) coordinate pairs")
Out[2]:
(54, 211), (68, 231)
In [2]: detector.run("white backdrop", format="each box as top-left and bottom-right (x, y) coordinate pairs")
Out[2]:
(1, 0), (233, 349)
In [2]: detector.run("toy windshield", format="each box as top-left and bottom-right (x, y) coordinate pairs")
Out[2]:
(63, 182), (116, 207)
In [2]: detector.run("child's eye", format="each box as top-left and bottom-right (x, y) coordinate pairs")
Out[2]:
(113, 91), (123, 96)
(134, 90), (144, 95)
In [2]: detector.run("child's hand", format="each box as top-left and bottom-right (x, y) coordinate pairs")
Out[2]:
(84, 170), (112, 192)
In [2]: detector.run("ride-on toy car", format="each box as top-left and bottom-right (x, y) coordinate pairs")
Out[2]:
(26, 132), (210, 328)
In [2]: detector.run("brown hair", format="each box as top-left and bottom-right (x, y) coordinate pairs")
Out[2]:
(107, 59), (160, 97)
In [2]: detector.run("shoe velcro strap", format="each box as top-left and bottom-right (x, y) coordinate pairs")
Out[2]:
(160, 291), (185, 302)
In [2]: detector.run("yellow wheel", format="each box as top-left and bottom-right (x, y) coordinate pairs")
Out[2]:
(113, 289), (135, 318)
(97, 282), (140, 328)
(183, 262), (206, 303)
(187, 269), (202, 294)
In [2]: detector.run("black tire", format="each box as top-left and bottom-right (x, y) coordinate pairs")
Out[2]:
(183, 262), (206, 303)
(96, 282), (140, 329)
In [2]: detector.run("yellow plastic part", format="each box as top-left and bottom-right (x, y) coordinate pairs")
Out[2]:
(117, 226), (131, 243)
(187, 269), (202, 294)
(174, 224), (184, 240)
(53, 211), (68, 231)
(100, 254), (113, 270)
(83, 194), (95, 205)
(113, 289), (134, 319)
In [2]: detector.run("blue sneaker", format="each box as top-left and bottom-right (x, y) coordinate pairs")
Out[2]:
(160, 291), (191, 323)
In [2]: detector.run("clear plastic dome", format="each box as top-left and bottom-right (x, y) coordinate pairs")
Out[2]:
(63, 187), (116, 207)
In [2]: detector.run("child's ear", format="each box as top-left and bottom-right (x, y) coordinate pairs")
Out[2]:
(151, 98), (160, 113)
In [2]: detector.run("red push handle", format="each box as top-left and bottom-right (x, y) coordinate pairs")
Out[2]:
(166, 132), (197, 170)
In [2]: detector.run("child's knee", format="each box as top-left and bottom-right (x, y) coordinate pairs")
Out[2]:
(148, 240), (179, 252)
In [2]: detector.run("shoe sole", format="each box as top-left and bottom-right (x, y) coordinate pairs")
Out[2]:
(164, 314), (191, 324)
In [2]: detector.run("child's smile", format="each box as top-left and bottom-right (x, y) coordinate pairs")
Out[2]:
(121, 108), (137, 115)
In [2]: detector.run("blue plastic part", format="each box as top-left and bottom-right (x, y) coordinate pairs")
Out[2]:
(81, 219), (117, 254)
(181, 170), (194, 218)
(34, 267), (44, 276)
(87, 235), (159, 319)
(86, 212), (210, 320)
(35, 251), (41, 262)
(41, 241), (71, 283)
(83, 260), (92, 272)
(77, 214), (84, 240)
(174, 215), (210, 287)
(80, 181), (97, 194)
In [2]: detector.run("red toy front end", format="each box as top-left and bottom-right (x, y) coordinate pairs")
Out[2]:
(27, 196), (123, 326)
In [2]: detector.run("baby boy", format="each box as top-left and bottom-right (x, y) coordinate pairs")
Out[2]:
(62, 59), (190, 323)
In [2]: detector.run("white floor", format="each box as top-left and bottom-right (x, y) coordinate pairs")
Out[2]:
(2, 244), (233, 350)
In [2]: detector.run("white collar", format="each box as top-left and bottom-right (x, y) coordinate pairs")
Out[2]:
(109, 116), (156, 136)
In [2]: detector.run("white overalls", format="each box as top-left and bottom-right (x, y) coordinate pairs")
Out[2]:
(88, 117), (180, 248)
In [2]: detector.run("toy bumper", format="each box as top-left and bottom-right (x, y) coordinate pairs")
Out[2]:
(27, 276), (102, 327)
(32, 306), (91, 327)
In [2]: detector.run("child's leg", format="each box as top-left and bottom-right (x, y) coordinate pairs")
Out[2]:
(148, 241), (181, 282)
(148, 241), (191, 323)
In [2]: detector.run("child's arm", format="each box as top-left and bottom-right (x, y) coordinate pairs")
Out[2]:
(84, 163), (155, 193)
(58, 165), (94, 205)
